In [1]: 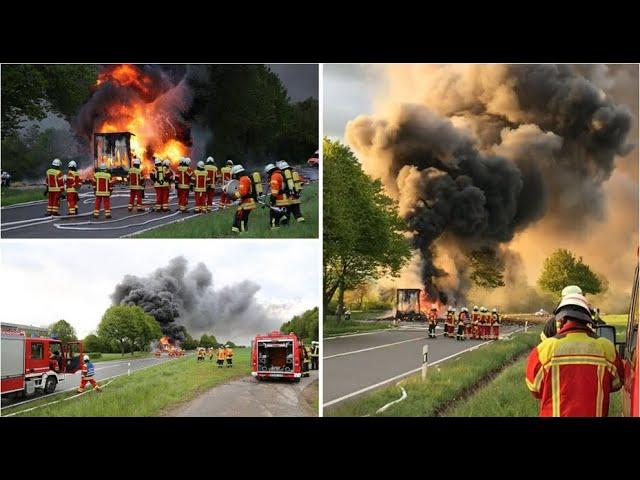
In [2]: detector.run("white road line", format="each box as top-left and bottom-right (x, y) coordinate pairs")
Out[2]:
(323, 335), (429, 360)
(322, 339), (494, 408)
(324, 328), (398, 340)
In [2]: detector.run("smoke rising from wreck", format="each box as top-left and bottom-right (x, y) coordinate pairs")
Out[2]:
(345, 64), (634, 307)
(111, 256), (276, 342)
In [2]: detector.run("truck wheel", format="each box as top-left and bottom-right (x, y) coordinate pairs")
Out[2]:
(44, 376), (57, 394)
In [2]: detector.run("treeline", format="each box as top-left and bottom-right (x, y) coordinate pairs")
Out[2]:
(280, 307), (319, 342)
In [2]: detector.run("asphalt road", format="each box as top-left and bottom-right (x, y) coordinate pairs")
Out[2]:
(1, 353), (184, 409)
(170, 370), (318, 417)
(323, 324), (519, 408)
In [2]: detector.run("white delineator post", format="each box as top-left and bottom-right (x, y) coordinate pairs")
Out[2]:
(422, 345), (429, 381)
(128, 362), (131, 376)
(524, 321), (528, 333)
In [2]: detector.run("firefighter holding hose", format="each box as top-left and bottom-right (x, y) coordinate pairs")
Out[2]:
(65, 160), (82, 215)
(428, 306), (438, 338)
(205, 156), (218, 212)
(45, 158), (65, 216)
(230, 164), (256, 233)
(127, 157), (145, 212)
(525, 288), (624, 416)
(92, 163), (114, 219)
(77, 355), (102, 393)
(175, 157), (194, 213)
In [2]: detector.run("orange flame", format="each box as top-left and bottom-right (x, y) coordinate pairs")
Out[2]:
(419, 290), (445, 317)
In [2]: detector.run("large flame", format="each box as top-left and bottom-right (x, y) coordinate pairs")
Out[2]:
(420, 290), (445, 317)
(93, 65), (190, 172)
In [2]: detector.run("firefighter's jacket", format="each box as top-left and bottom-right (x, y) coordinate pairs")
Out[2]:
(205, 164), (217, 189)
(194, 169), (208, 193)
(217, 348), (226, 361)
(525, 320), (624, 417)
(151, 166), (166, 187)
(220, 166), (232, 184)
(446, 313), (454, 326)
(176, 166), (194, 189)
(46, 168), (64, 192)
(128, 167), (145, 190)
(225, 348), (234, 359)
(92, 171), (114, 196)
(163, 166), (174, 187)
(428, 312), (437, 325)
(66, 170), (82, 193)
(269, 170), (290, 206)
(472, 312), (480, 324)
(491, 313), (500, 325)
(233, 176), (256, 210)
(81, 361), (95, 378)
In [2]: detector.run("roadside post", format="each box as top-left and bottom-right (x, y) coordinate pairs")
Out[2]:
(422, 345), (429, 381)
(524, 321), (528, 333)
(128, 362), (131, 376)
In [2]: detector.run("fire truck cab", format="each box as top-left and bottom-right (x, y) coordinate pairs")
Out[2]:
(1, 332), (84, 398)
(251, 331), (305, 382)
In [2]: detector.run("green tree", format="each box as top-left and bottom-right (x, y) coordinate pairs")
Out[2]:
(181, 332), (199, 350)
(538, 249), (604, 300)
(280, 307), (319, 342)
(132, 313), (163, 353)
(469, 248), (506, 289)
(323, 139), (411, 322)
(199, 334), (218, 348)
(223, 341), (237, 348)
(97, 305), (143, 357)
(48, 319), (77, 343)
(83, 334), (111, 353)
(1, 64), (98, 138)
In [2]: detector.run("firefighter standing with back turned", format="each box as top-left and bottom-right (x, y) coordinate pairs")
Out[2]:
(230, 164), (256, 233)
(225, 344), (234, 368)
(175, 157), (194, 213)
(92, 163), (114, 218)
(161, 159), (173, 212)
(525, 289), (624, 417)
(428, 306), (438, 338)
(150, 158), (165, 212)
(457, 307), (469, 341)
(45, 158), (65, 216)
(216, 345), (226, 368)
(277, 160), (305, 223)
(205, 156), (218, 212)
(127, 157), (145, 212)
(265, 163), (289, 229)
(77, 355), (102, 393)
(65, 160), (82, 215)
(193, 161), (208, 213)
(219, 160), (234, 205)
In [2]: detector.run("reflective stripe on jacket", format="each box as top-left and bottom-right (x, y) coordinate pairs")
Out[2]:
(194, 169), (208, 192)
(66, 170), (81, 192)
(128, 167), (144, 190)
(270, 170), (290, 206)
(205, 165), (217, 188)
(176, 166), (194, 189)
(234, 176), (256, 210)
(46, 168), (64, 191)
(93, 171), (113, 196)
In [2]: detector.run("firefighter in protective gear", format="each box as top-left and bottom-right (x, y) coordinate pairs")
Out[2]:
(219, 160), (234, 205)
(445, 306), (455, 338)
(490, 308), (500, 340)
(216, 346), (226, 368)
(204, 156), (218, 212)
(197, 347), (205, 362)
(471, 306), (480, 339)
(65, 160), (82, 215)
(208, 347), (214, 360)
(193, 161), (208, 213)
(77, 355), (102, 393)
(540, 285), (584, 342)
(457, 307), (469, 341)
(310, 341), (319, 370)
(230, 164), (256, 233)
(150, 158), (167, 212)
(525, 290), (624, 417)
(225, 344), (234, 367)
(276, 160), (305, 223)
(479, 307), (490, 339)
(161, 159), (173, 212)
(91, 163), (114, 218)
(427, 306), (438, 338)
(175, 157), (194, 213)
(127, 157), (145, 212)
(265, 163), (289, 229)
(45, 158), (65, 216)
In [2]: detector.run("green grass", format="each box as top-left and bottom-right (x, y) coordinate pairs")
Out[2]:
(2, 349), (250, 417)
(134, 182), (318, 238)
(326, 330), (541, 417)
(1, 187), (45, 207)
(324, 321), (394, 337)
(448, 355), (623, 417)
(602, 314), (628, 342)
(88, 351), (154, 363)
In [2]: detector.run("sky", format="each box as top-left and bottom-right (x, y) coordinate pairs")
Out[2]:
(0, 240), (319, 343)
(268, 64), (318, 101)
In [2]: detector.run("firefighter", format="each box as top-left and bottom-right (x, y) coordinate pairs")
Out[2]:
(49, 351), (61, 373)
(310, 341), (319, 370)
(91, 163), (114, 218)
(456, 307), (469, 341)
(77, 355), (102, 393)
(204, 156), (218, 212)
(219, 160), (234, 205)
(45, 158), (65, 216)
(193, 161), (208, 213)
(208, 347), (215, 360)
(216, 345), (226, 368)
(490, 308), (500, 340)
(161, 159), (173, 212)
(127, 157), (145, 212)
(175, 157), (194, 213)
(265, 163), (289, 229)
(197, 347), (205, 362)
(230, 164), (256, 233)
(471, 306), (480, 339)
(445, 306), (455, 338)
(150, 158), (166, 212)
(525, 290), (624, 417)
(539, 286), (584, 342)
(276, 160), (305, 223)
(428, 306), (438, 338)
(65, 160), (82, 215)
(225, 344), (234, 368)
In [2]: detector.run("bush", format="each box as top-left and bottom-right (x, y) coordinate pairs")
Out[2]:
(87, 352), (102, 359)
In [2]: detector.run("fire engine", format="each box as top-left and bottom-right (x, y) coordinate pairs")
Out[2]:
(251, 331), (306, 382)
(1, 331), (84, 398)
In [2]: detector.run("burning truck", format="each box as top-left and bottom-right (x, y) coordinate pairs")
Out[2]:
(395, 288), (444, 322)
(93, 132), (135, 182)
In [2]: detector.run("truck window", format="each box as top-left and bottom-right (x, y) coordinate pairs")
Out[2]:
(31, 342), (43, 360)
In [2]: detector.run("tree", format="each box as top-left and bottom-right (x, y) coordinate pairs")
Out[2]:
(199, 334), (218, 348)
(48, 319), (77, 343)
(280, 307), (319, 342)
(132, 313), (163, 353)
(83, 334), (110, 353)
(97, 305), (143, 357)
(181, 332), (199, 350)
(323, 139), (411, 322)
(538, 249), (604, 300)
(223, 341), (237, 348)
(469, 248), (506, 289)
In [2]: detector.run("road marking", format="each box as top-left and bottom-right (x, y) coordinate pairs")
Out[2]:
(322, 338), (494, 408)
(323, 335), (429, 360)
(324, 328), (397, 340)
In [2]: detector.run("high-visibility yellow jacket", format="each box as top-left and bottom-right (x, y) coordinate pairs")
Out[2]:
(220, 166), (232, 184)
(217, 348), (226, 360)
(194, 169), (208, 193)
(128, 167), (145, 190)
(46, 168), (64, 192)
(151, 166), (166, 188)
(92, 171), (113, 196)
(225, 348), (234, 359)
(66, 170), (82, 193)
(205, 164), (217, 189)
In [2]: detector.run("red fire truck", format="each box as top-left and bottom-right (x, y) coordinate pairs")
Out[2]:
(251, 331), (306, 382)
(1, 331), (84, 398)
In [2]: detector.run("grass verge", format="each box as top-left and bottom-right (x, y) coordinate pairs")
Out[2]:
(2, 350), (250, 417)
(324, 321), (394, 337)
(448, 355), (623, 417)
(1, 187), (45, 207)
(134, 182), (318, 238)
(325, 329), (540, 417)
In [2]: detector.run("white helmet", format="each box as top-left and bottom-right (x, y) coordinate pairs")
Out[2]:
(83, 355), (90, 362)
(264, 163), (276, 174)
(481, 306), (487, 312)
(132, 157), (141, 165)
(185, 157), (192, 165)
(231, 165), (245, 176)
(197, 161), (205, 168)
(68, 160), (77, 168)
(226, 160), (234, 166)
(206, 156), (214, 164)
(99, 163), (107, 170)
(163, 159), (170, 167)
(554, 292), (592, 323)
(277, 160), (290, 170)
(154, 157), (161, 165)
(473, 306), (479, 311)
(561, 285), (583, 297)
(492, 308), (497, 313)
(52, 158), (62, 167)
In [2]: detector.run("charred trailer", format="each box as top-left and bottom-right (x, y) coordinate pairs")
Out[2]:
(395, 288), (427, 322)
(93, 132), (136, 182)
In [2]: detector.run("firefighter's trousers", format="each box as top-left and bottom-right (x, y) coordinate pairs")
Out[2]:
(47, 192), (61, 215)
(232, 209), (252, 232)
(155, 187), (170, 211)
(194, 192), (206, 212)
(288, 202), (305, 223)
(270, 207), (287, 228)
(217, 359), (224, 368)
(93, 196), (111, 218)
(128, 190), (143, 211)
(177, 188), (190, 212)
(67, 192), (78, 215)
(206, 188), (215, 212)
(456, 325), (466, 340)
(226, 358), (233, 367)
(78, 376), (100, 392)
(428, 323), (436, 338)
(220, 191), (230, 205)
(491, 324), (500, 339)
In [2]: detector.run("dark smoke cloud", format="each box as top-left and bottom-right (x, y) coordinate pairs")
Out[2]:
(346, 65), (633, 303)
(111, 256), (277, 342)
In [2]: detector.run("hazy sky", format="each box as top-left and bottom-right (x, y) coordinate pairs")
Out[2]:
(269, 64), (318, 101)
(0, 240), (319, 342)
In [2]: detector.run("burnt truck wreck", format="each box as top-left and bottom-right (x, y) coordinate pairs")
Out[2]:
(395, 288), (428, 322)
(93, 132), (135, 181)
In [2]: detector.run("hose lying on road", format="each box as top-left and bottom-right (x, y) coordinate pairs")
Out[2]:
(54, 210), (183, 231)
